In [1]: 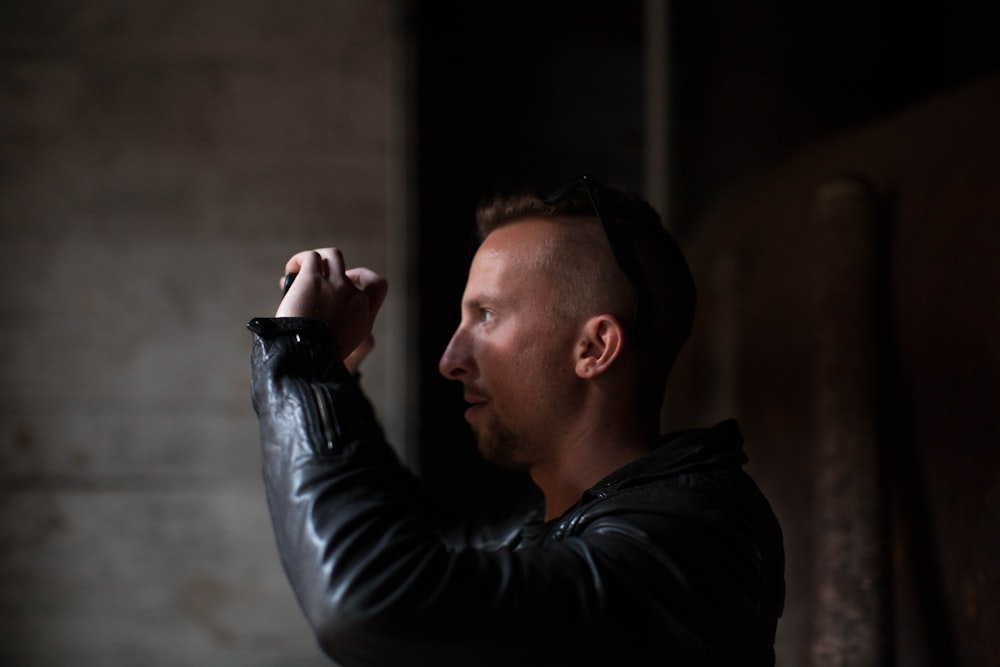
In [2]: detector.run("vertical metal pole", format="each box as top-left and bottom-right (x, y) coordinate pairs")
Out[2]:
(643, 0), (671, 225)
(385, 0), (420, 469)
(808, 177), (889, 667)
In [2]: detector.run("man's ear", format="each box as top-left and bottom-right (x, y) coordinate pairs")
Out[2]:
(575, 315), (626, 379)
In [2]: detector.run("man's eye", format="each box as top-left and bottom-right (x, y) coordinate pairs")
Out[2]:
(480, 309), (495, 324)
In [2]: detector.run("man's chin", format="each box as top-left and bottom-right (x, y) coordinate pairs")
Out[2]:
(473, 425), (528, 470)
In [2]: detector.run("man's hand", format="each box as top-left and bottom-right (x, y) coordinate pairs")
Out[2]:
(343, 334), (375, 375)
(275, 248), (388, 362)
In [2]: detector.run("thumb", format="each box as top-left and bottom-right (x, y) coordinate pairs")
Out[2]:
(347, 268), (389, 315)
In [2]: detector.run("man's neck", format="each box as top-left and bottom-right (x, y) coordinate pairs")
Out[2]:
(530, 425), (655, 521)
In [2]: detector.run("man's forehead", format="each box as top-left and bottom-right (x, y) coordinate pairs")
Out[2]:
(474, 220), (558, 265)
(481, 217), (566, 247)
(468, 240), (541, 283)
(463, 224), (555, 298)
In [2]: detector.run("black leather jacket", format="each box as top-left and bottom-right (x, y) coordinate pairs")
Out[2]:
(249, 317), (785, 667)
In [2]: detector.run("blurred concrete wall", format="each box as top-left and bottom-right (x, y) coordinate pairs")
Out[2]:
(0, 2), (407, 665)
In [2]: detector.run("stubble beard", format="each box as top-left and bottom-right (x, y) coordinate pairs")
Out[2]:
(473, 413), (532, 470)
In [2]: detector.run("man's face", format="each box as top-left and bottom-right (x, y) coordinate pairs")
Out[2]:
(438, 220), (582, 468)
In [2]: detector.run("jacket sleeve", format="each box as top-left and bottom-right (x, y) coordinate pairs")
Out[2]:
(248, 317), (771, 667)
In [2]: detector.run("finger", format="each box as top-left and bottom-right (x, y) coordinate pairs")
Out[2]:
(348, 268), (389, 313)
(345, 266), (380, 288)
(345, 268), (363, 287)
(296, 251), (325, 279)
(313, 247), (347, 285)
(284, 249), (318, 276)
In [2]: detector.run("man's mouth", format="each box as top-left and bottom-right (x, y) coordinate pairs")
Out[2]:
(463, 393), (488, 422)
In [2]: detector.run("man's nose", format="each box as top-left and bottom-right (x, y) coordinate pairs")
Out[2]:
(438, 327), (471, 380)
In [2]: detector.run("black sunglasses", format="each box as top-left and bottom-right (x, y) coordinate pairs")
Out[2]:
(543, 175), (649, 342)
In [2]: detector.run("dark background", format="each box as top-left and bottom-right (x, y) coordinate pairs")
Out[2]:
(413, 3), (1000, 666)
(1, 1), (996, 664)
(414, 0), (999, 508)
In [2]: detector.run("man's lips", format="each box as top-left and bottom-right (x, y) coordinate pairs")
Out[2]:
(464, 392), (488, 405)
(463, 393), (488, 422)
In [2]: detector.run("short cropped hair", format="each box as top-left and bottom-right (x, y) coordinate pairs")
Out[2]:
(475, 182), (696, 416)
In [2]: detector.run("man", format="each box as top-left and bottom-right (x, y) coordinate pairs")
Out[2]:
(248, 177), (785, 666)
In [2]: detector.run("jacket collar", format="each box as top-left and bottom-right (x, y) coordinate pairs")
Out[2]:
(584, 419), (748, 497)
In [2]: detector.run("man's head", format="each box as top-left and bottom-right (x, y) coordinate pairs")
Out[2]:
(438, 178), (696, 466)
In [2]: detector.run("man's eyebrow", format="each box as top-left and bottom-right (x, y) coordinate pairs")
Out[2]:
(462, 297), (489, 310)
(463, 293), (506, 311)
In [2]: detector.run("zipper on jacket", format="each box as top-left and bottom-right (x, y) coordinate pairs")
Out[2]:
(309, 384), (338, 451)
